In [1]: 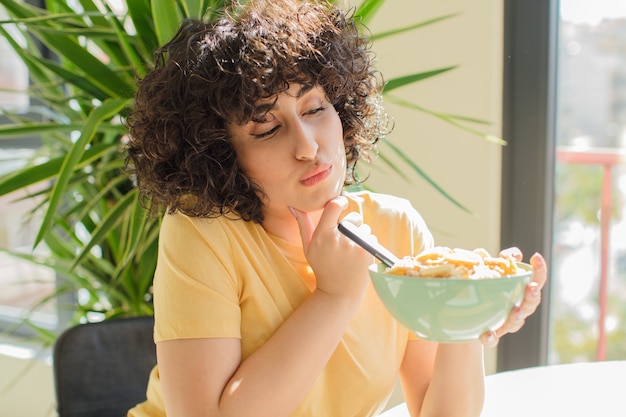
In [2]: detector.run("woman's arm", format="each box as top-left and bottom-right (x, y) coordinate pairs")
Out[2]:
(157, 287), (366, 417)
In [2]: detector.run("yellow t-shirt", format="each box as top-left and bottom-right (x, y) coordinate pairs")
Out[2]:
(128, 191), (433, 417)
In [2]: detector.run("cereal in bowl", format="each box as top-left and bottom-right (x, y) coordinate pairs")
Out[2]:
(386, 246), (519, 279)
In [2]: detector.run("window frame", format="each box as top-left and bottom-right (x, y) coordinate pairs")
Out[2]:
(498, 0), (559, 371)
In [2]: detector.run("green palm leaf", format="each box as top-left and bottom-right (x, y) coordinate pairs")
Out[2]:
(0, 123), (126, 139)
(151, 1), (183, 46)
(354, 0), (386, 25)
(1, 2), (133, 98)
(370, 13), (460, 41)
(384, 66), (458, 92)
(382, 139), (471, 213)
(126, 0), (158, 57)
(385, 94), (506, 145)
(70, 190), (137, 270)
(35, 98), (129, 246)
(0, 143), (117, 195)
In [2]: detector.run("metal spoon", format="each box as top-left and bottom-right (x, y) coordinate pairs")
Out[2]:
(338, 220), (400, 268)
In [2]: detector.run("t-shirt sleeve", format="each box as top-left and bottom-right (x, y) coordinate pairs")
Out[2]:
(360, 192), (434, 259)
(153, 213), (241, 342)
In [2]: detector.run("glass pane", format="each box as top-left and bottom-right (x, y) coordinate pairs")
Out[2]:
(0, 6), (56, 333)
(551, 0), (626, 363)
(0, 150), (58, 332)
(0, 7), (28, 112)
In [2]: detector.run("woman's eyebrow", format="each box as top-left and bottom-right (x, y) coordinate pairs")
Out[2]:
(253, 102), (275, 115)
(252, 96), (279, 118)
(252, 84), (317, 117)
(296, 84), (314, 98)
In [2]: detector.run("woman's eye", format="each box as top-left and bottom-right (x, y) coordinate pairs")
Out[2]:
(253, 125), (279, 139)
(306, 106), (325, 115)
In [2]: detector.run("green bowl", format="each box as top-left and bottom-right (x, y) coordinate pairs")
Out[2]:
(369, 262), (533, 342)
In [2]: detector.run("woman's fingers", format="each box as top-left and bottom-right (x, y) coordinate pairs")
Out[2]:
(288, 206), (315, 252)
(316, 196), (349, 232)
(530, 252), (548, 289)
(290, 196), (348, 254)
(480, 330), (499, 348)
(518, 253), (547, 316)
(498, 307), (526, 335)
(481, 252), (548, 347)
(481, 308), (525, 347)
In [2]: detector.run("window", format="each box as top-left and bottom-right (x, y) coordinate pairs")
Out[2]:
(550, 1), (626, 363)
(500, 0), (626, 370)
(0, 14), (28, 112)
(0, 3), (58, 336)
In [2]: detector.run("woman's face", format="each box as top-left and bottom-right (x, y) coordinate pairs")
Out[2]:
(227, 84), (346, 220)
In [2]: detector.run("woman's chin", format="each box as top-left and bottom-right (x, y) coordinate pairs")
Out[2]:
(315, 190), (344, 211)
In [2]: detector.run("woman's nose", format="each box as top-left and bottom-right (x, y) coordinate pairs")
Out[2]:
(293, 122), (318, 161)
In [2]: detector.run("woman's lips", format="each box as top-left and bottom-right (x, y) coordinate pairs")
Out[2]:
(300, 165), (332, 186)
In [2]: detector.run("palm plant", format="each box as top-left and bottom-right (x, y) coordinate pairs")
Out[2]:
(0, 0), (499, 336)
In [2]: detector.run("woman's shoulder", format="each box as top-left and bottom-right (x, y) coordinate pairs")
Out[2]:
(157, 212), (265, 273)
(345, 190), (417, 216)
(160, 211), (254, 242)
(346, 190), (434, 253)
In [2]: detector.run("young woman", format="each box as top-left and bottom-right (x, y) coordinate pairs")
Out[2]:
(125, 1), (547, 416)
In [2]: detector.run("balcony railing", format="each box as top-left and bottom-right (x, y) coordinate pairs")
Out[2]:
(556, 146), (626, 361)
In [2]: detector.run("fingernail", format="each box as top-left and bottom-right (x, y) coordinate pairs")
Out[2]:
(485, 331), (497, 346)
(288, 206), (298, 219)
(516, 308), (525, 321)
(529, 281), (540, 297)
(532, 252), (544, 267)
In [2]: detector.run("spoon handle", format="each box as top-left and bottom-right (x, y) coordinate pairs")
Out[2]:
(338, 221), (400, 268)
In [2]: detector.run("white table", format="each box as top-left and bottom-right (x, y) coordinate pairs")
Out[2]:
(381, 360), (626, 417)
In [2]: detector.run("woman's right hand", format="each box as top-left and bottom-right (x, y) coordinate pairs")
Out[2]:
(289, 196), (373, 301)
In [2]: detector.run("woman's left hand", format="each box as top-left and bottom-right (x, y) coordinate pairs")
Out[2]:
(479, 249), (548, 347)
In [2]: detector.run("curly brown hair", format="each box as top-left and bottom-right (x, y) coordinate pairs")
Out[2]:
(126, 0), (391, 223)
